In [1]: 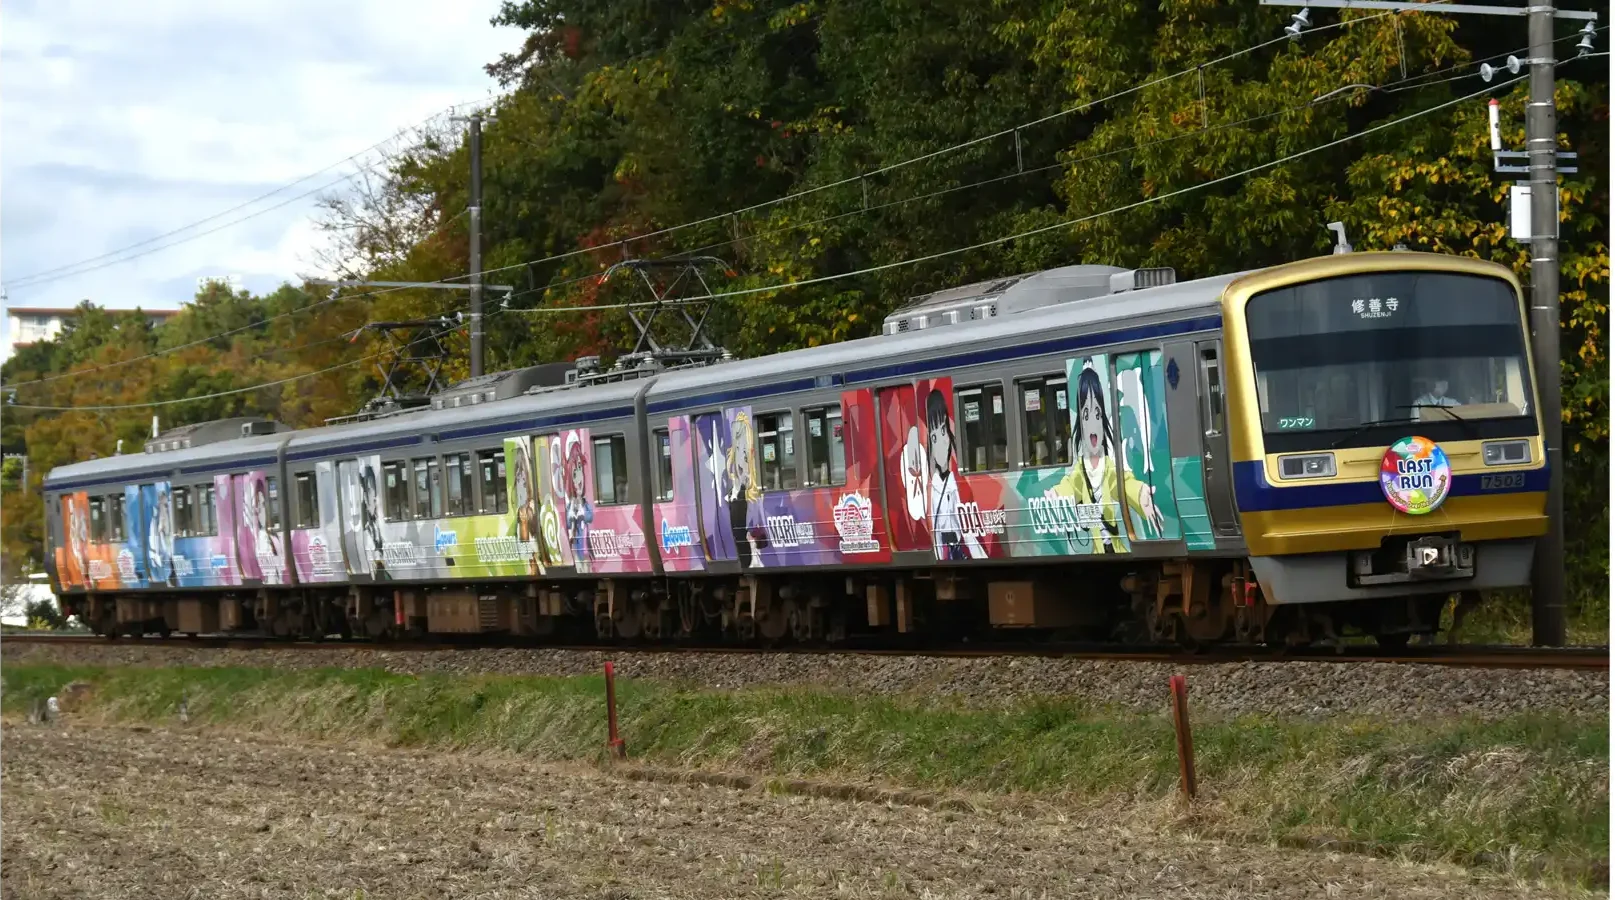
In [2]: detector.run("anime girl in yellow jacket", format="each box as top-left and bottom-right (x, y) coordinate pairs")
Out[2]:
(1052, 358), (1163, 553)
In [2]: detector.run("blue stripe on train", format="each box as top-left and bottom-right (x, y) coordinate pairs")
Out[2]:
(1231, 460), (1549, 513)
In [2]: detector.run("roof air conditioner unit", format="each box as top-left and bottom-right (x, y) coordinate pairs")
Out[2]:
(910, 316), (928, 330)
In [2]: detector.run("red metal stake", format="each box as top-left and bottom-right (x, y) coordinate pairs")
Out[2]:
(604, 661), (626, 759)
(1169, 674), (1197, 801)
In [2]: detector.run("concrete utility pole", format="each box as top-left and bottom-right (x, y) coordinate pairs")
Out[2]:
(468, 112), (485, 378)
(1262, 0), (1597, 646)
(1524, 6), (1565, 646)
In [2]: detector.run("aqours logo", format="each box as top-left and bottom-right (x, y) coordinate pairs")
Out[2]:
(660, 520), (694, 555)
(833, 493), (880, 554)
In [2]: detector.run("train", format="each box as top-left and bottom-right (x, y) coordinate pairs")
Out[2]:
(42, 250), (1549, 648)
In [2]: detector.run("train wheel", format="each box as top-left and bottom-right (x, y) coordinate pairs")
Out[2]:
(1374, 632), (1411, 651)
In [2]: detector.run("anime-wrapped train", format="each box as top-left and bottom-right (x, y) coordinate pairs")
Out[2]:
(42, 251), (1549, 647)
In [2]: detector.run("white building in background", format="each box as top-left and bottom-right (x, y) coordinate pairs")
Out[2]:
(2, 305), (181, 362)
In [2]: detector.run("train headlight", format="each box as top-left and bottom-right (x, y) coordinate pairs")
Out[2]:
(1277, 453), (1336, 480)
(1482, 440), (1531, 466)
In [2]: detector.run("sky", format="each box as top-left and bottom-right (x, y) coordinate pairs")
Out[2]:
(0, 0), (521, 358)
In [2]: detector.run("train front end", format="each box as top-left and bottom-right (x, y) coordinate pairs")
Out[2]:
(1220, 252), (1547, 644)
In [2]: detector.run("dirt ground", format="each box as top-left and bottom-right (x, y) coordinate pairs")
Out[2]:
(0, 723), (1587, 900)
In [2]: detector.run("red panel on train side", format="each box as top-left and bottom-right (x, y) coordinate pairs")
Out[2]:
(878, 384), (931, 552)
(836, 388), (891, 562)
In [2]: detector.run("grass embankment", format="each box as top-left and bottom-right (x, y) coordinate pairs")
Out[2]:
(3, 662), (1607, 886)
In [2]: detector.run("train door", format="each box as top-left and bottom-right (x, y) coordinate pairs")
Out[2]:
(1194, 340), (1240, 536)
(875, 383), (931, 557)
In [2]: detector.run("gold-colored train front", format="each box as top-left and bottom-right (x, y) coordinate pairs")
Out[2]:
(1219, 252), (1547, 612)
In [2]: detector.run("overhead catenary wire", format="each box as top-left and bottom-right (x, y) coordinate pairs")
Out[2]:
(5, 317), (467, 412)
(2, 99), (495, 292)
(504, 73), (1533, 319)
(10, 67), (1550, 413)
(0, 210), (472, 391)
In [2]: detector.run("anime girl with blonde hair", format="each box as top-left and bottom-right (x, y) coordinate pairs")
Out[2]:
(725, 410), (767, 568)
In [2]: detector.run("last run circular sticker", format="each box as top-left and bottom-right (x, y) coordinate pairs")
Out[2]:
(1379, 435), (1452, 515)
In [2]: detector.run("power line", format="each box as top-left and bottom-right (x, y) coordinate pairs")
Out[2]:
(505, 73), (1532, 319)
(385, 8), (1412, 292)
(0, 209), (471, 391)
(2, 99), (494, 292)
(5, 318), (466, 412)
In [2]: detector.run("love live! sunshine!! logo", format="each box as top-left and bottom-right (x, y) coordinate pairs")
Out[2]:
(833, 493), (880, 555)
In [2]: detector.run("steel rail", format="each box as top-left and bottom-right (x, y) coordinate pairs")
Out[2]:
(1, 633), (1605, 670)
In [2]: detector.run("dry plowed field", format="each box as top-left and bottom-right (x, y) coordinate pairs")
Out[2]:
(1, 723), (1584, 899)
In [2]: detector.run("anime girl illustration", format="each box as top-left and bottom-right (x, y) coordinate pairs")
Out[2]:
(511, 439), (540, 575)
(725, 410), (767, 568)
(148, 483), (175, 585)
(244, 478), (282, 578)
(1054, 359), (1163, 553)
(357, 462), (387, 579)
(69, 498), (89, 584)
(925, 389), (985, 560)
(563, 432), (594, 566)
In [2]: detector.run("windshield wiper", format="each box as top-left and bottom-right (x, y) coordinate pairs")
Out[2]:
(1395, 403), (1479, 440)
(1329, 417), (1419, 450)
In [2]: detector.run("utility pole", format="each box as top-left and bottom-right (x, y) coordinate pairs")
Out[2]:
(1524, 6), (1565, 646)
(1263, 0), (1597, 646)
(468, 112), (485, 378)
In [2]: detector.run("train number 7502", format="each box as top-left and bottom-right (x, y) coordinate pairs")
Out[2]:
(1479, 472), (1526, 491)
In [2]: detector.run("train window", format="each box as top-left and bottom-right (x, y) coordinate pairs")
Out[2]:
(293, 472), (319, 529)
(199, 484), (217, 536)
(593, 435), (629, 505)
(476, 450), (507, 515)
(445, 453), (472, 516)
(801, 406), (845, 486)
(266, 476), (281, 530)
(89, 496), (107, 542)
(1019, 376), (1070, 468)
(756, 412), (798, 491)
(412, 457), (443, 519)
(955, 384), (1008, 473)
(382, 461), (411, 520)
(173, 486), (194, 536)
(653, 429), (673, 502)
(1200, 347), (1225, 434)
(108, 493), (127, 542)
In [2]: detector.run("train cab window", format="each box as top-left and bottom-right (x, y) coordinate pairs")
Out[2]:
(955, 384), (1008, 473)
(293, 472), (319, 529)
(593, 435), (629, 505)
(1019, 376), (1070, 468)
(89, 496), (107, 541)
(801, 405), (845, 486)
(756, 412), (798, 491)
(653, 429), (674, 502)
(108, 493), (127, 542)
(198, 485), (217, 536)
(476, 450), (507, 514)
(173, 487), (194, 536)
(445, 453), (473, 516)
(412, 457), (443, 519)
(382, 461), (411, 520)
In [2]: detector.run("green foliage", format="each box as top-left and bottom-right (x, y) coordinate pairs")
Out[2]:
(0, 2), (1607, 615)
(23, 599), (66, 630)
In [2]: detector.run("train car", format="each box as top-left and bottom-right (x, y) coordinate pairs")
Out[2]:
(42, 250), (1547, 647)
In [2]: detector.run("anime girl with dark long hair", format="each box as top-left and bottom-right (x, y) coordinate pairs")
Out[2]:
(244, 477), (282, 579)
(357, 463), (387, 579)
(1054, 359), (1163, 552)
(925, 388), (984, 560)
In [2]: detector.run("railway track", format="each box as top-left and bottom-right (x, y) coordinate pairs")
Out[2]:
(2, 632), (1606, 670)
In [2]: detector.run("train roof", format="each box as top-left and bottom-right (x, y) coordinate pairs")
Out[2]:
(45, 263), (1247, 489)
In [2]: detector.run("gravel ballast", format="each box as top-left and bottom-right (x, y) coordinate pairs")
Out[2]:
(4, 641), (1605, 720)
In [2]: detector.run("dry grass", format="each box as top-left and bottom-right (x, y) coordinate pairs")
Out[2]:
(2, 723), (1599, 900)
(2, 661), (1607, 891)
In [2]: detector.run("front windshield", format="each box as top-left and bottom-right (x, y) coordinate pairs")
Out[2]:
(1246, 270), (1535, 452)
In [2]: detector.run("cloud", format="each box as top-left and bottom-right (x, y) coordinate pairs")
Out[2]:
(1, 0), (518, 356)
